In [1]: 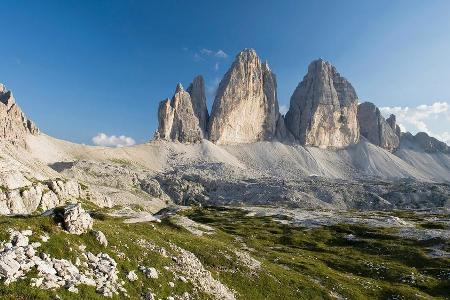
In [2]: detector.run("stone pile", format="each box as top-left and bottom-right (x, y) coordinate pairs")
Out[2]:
(0, 229), (126, 297)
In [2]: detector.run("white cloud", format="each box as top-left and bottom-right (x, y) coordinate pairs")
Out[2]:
(214, 50), (228, 58)
(214, 62), (219, 71)
(380, 101), (450, 144)
(92, 133), (136, 148)
(197, 48), (228, 60)
(279, 105), (289, 115)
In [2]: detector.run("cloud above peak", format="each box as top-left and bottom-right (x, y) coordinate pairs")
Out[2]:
(380, 101), (450, 144)
(197, 48), (228, 59)
(92, 133), (136, 147)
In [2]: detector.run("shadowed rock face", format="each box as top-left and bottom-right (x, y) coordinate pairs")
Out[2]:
(401, 131), (450, 153)
(0, 84), (39, 146)
(285, 59), (359, 148)
(386, 114), (401, 138)
(208, 49), (285, 144)
(358, 102), (399, 151)
(155, 83), (203, 143)
(187, 76), (209, 135)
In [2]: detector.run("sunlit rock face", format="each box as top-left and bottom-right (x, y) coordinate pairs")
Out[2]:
(357, 102), (399, 151)
(285, 59), (360, 148)
(0, 84), (39, 146)
(208, 49), (285, 144)
(155, 83), (203, 143)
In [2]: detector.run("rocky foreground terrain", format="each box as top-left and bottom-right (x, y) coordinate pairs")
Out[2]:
(0, 48), (449, 299)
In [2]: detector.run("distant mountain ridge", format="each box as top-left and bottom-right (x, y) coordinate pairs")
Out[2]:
(154, 48), (449, 153)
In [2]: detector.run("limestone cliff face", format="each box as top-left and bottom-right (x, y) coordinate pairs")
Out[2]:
(208, 49), (284, 144)
(285, 59), (359, 148)
(357, 102), (399, 151)
(187, 76), (209, 135)
(386, 114), (401, 138)
(0, 84), (39, 146)
(154, 83), (203, 143)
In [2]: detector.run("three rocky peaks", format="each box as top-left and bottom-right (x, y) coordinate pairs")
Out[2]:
(155, 48), (406, 151)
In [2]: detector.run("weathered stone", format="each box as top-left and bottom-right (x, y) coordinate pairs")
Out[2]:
(187, 75), (209, 135)
(63, 203), (93, 235)
(126, 270), (138, 282)
(0, 84), (39, 146)
(285, 59), (360, 148)
(155, 83), (203, 142)
(93, 230), (108, 247)
(0, 252), (21, 279)
(386, 114), (401, 138)
(358, 102), (399, 151)
(208, 49), (284, 144)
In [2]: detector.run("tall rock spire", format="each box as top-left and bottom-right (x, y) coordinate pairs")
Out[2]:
(357, 102), (399, 151)
(208, 48), (284, 144)
(285, 59), (359, 148)
(154, 80), (204, 143)
(187, 75), (209, 135)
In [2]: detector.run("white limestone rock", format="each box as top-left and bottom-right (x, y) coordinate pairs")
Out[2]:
(155, 83), (203, 143)
(93, 230), (108, 247)
(285, 59), (360, 148)
(208, 49), (285, 144)
(63, 203), (93, 235)
(0, 84), (39, 146)
(126, 270), (138, 282)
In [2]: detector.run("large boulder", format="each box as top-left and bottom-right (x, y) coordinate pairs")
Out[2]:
(63, 203), (93, 235)
(285, 59), (360, 148)
(208, 49), (286, 144)
(154, 83), (203, 143)
(0, 84), (39, 146)
(358, 102), (400, 151)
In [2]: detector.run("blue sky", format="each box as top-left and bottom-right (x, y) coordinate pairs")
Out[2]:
(2, 0), (450, 145)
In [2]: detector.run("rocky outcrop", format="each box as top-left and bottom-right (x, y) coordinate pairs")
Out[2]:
(0, 179), (108, 215)
(386, 114), (401, 138)
(208, 49), (285, 144)
(154, 83), (203, 143)
(400, 132), (450, 153)
(0, 84), (39, 146)
(358, 102), (399, 151)
(285, 59), (359, 148)
(63, 203), (93, 235)
(187, 76), (209, 135)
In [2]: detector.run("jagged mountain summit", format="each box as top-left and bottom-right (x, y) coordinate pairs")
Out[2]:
(154, 81), (205, 143)
(0, 83), (39, 146)
(285, 59), (360, 148)
(208, 49), (287, 144)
